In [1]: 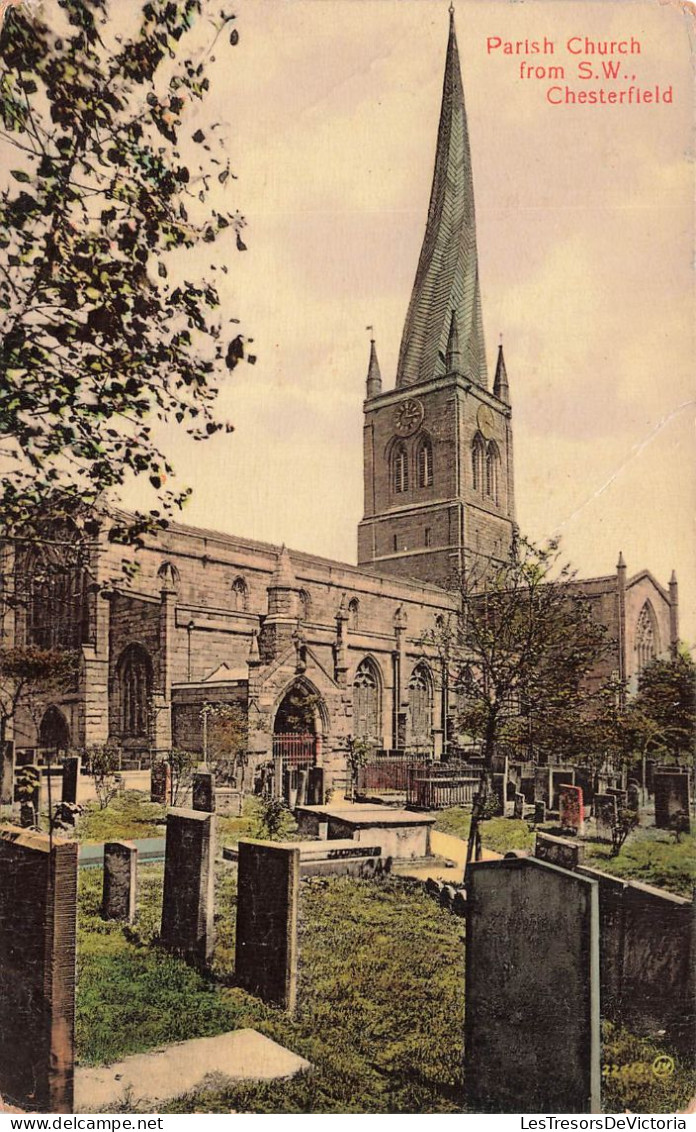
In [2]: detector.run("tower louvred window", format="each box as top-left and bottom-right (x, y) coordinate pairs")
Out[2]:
(393, 444), (409, 493)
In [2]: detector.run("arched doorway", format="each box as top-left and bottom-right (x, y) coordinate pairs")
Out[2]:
(272, 681), (326, 774)
(39, 706), (71, 754)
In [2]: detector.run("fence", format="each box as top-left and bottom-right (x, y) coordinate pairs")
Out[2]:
(356, 754), (483, 808)
(272, 732), (316, 770)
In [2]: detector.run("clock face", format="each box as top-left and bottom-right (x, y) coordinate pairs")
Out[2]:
(476, 404), (496, 440)
(394, 398), (424, 437)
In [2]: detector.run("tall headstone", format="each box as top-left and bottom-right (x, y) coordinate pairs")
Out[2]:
(465, 856), (600, 1113)
(559, 784), (584, 835)
(61, 756), (81, 805)
(235, 839), (300, 1013)
(654, 772), (691, 832)
(0, 826), (78, 1113)
(307, 766), (325, 806)
(593, 793), (618, 842)
(102, 841), (138, 923)
(534, 800), (546, 825)
(513, 792), (525, 820)
(626, 780), (640, 813)
(14, 765), (41, 826)
(192, 771), (216, 813)
(150, 760), (171, 804)
(160, 809), (215, 965)
(0, 741), (15, 806)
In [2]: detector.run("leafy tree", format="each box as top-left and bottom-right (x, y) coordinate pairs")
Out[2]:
(0, 643), (78, 744)
(85, 742), (120, 808)
(421, 535), (608, 874)
(628, 654), (695, 763)
(0, 0), (251, 545)
(200, 700), (247, 786)
(346, 734), (373, 802)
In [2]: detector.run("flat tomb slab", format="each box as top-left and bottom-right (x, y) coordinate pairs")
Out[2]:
(295, 806), (434, 859)
(74, 1030), (311, 1112)
(223, 839), (380, 862)
(295, 805), (434, 828)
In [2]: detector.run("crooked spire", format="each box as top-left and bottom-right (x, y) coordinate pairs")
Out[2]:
(493, 341), (510, 403)
(396, 9), (487, 390)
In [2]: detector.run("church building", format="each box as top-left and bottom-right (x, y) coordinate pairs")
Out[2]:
(5, 13), (679, 791)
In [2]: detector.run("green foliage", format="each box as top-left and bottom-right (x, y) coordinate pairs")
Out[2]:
(0, 0), (251, 540)
(166, 747), (197, 804)
(86, 743), (120, 809)
(583, 827), (696, 898)
(77, 789), (166, 842)
(628, 654), (696, 761)
(424, 535), (608, 767)
(0, 644), (79, 727)
(254, 795), (297, 841)
(434, 808), (536, 854)
(201, 702), (248, 787)
(610, 806), (639, 857)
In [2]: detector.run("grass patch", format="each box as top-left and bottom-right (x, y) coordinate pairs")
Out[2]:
(77, 792), (166, 844)
(434, 808), (535, 854)
(602, 1023), (695, 1114)
(582, 827), (696, 899)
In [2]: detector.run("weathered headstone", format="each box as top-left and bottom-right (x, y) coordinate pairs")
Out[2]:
(654, 772), (691, 832)
(559, 784), (584, 835)
(150, 760), (171, 804)
(534, 800), (546, 824)
(465, 856), (600, 1113)
(160, 809), (215, 965)
(192, 771), (216, 813)
(513, 792), (525, 820)
(0, 741), (14, 806)
(307, 766), (325, 806)
(297, 768), (309, 807)
(61, 756), (81, 805)
(235, 840), (300, 1012)
(0, 826), (78, 1113)
(534, 766), (552, 806)
(594, 793), (618, 842)
(626, 780), (640, 812)
(102, 841), (137, 923)
(606, 786), (627, 809)
(14, 764), (41, 823)
(535, 832), (585, 871)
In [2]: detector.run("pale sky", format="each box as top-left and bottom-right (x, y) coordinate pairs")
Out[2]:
(128, 0), (694, 644)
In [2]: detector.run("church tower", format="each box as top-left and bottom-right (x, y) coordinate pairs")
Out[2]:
(357, 11), (516, 587)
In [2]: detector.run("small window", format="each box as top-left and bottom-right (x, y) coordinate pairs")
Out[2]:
(486, 441), (500, 504)
(424, 527), (431, 548)
(472, 434), (485, 492)
(299, 589), (312, 621)
(232, 576), (248, 612)
(393, 534), (398, 553)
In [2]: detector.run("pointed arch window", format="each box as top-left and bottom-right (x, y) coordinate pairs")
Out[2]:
(472, 434), (485, 493)
(23, 523), (87, 650)
(408, 662), (433, 748)
(417, 437), (433, 488)
(486, 441), (501, 504)
(117, 644), (152, 739)
(393, 443), (409, 494)
(353, 658), (381, 743)
(299, 588), (312, 622)
(636, 602), (658, 674)
(348, 597), (360, 630)
(231, 576), (248, 611)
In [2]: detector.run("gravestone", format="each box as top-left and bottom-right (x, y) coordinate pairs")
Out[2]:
(0, 826), (78, 1113)
(192, 771), (216, 813)
(235, 840), (300, 1013)
(465, 856), (600, 1113)
(626, 780), (640, 812)
(160, 809), (215, 965)
(645, 759), (656, 796)
(14, 764), (41, 824)
(654, 772), (690, 832)
(534, 800), (546, 824)
(594, 793), (617, 842)
(307, 766), (324, 805)
(513, 792), (525, 820)
(61, 756), (81, 805)
(297, 768), (308, 807)
(559, 784), (584, 835)
(606, 786), (627, 809)
(150, 760), (171, 804)
(535, 832), (585, 871)
(102, 841), (137, 923)
(534, 766), (552, 806)
(550, 768), (575, 811)
(0, 741), (14, 806)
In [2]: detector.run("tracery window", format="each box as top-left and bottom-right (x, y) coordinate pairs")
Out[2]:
(635, 602), (657, 674)
(353, 658), (381, 743)
(486, 441), (500, 504)
(408, 662), (433, 746)
(472, 434), (485, 492)
(117, 644), (152, 739)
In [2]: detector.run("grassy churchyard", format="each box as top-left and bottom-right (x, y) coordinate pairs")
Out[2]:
(73, 791), (696, 1114)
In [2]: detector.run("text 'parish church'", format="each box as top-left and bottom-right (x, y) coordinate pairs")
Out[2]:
(6, 13), (678, 789)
